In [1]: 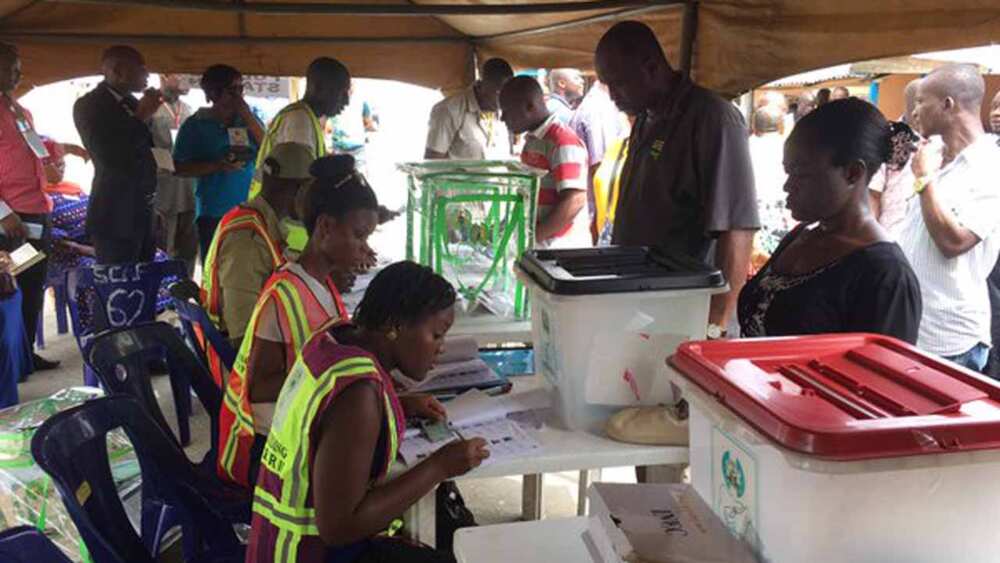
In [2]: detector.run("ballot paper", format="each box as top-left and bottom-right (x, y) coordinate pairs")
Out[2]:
(398, 388), (550, 466)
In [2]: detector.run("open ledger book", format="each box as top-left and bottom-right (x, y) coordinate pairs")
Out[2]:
(398, 388), (550, 466)
(397, 337), (507, 394)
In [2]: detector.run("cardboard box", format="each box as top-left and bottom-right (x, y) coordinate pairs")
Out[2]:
(588, 483), (757, 563)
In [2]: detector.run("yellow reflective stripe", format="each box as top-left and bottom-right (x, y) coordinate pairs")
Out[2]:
(221, 278), (281, 475)
(223, 386), (254, 429)
(253, 489), (318, 526)
(383, 392), (399, 473)
(254, 354), (385, 563)
(283, 370), (339, 506)
(273, 280), (309, 350)
(283, 359), (378, 507)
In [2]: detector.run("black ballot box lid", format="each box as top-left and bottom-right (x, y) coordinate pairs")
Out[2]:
(517, 246), (726, 296)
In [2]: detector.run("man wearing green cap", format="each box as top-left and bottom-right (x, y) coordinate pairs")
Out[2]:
(201, 143), (314, 379)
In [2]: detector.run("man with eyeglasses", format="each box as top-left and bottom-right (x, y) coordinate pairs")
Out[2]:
(173, 64), (265, 263)
(74, 45), (164, 264)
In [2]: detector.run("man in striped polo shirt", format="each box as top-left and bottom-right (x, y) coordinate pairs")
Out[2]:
(500, 76), (591, 248)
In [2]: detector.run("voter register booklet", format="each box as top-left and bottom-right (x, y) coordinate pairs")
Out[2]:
(398, 388), (550, 466)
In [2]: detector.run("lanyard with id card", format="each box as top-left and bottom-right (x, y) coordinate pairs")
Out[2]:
(227, 127), (254, 162)
(9, 101), (49, 160)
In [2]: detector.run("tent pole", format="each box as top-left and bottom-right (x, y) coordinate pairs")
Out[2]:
(678, 0), (697, 78)
(44, 0), (667, 16)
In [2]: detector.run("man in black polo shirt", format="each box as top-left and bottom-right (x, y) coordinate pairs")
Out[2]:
(596, 21), (758, 338)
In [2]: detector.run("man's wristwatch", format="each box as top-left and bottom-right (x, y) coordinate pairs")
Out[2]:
(707, 323), (727, 339)
(913, 176), (932, 195)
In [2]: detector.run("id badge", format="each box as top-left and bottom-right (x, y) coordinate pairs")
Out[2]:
(16, 119), (49, 159)
(227, 127), (249, 147)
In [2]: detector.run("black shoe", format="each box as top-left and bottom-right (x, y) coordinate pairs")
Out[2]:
(32, 353), (61, 371)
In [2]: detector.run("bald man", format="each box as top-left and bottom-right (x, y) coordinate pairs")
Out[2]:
(500, 76), (590, 248)
(595, 20), (758, 338)
(793, 90), (817, 122)
(831, 86), (850, 101)
(869, 78), (921, 237)
(899, 64), (1000, 373)
(546, 68), (585, 124)
(74, 45), (163, 264)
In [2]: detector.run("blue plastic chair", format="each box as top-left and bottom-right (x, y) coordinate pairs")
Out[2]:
(0, 525), (74, 563)
(86, 322), (250, 521)
(87, 321), (219, 455)
(31, 396), (244, 563)
(171, 294), (237, 372)
(65, 260), (185, 386)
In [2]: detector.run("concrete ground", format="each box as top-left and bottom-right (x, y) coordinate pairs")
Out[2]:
(22, 292), (638, 559)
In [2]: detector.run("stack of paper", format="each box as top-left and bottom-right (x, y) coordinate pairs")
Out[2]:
(406, 338), (506, 394)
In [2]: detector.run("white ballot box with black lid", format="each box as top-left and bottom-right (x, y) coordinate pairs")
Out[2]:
(517, 247), (726, 431)
(670, 334), (1000, 563)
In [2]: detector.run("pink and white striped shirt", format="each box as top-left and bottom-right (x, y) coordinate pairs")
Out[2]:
(521, 113), (591, 248)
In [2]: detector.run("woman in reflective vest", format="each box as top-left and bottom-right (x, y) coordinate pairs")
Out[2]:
(218, 154), (380, 488)
(247, 261), (490, 563)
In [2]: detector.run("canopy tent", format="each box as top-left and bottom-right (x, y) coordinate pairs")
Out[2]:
(1, 0), (998, 97)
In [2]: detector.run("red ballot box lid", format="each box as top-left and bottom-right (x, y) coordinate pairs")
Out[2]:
(669, 334), (1000, 461)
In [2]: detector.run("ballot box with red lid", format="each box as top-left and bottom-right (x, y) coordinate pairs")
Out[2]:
(668, 334), (1000, 563)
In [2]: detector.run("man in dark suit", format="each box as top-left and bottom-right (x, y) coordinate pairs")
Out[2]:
(74, 45), (163, 264)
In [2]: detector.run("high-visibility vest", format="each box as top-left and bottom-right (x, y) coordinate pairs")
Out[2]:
(216, 264), (347, 488)
(199, 205), (285, 387)
(248, 101), (326, 201)
(245, 325), (404, 563)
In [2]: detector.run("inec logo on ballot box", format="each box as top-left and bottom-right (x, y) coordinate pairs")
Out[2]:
(721, 450), (746, 499)
(711, 426), (758, 547)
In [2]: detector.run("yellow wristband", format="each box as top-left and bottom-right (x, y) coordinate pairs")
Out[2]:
(913, 176), (932, 194)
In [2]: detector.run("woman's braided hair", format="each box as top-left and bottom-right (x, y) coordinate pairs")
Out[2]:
(354, 261), (456, 330)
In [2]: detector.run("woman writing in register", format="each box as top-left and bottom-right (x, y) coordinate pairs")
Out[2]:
(247, 262), (488, 563)
(738, 98), (922, 342)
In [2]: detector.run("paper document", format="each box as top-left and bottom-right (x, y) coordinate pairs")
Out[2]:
(399, 418), (540, 466)
(398, 388), (551, 466)
(8, 243), (45, 276)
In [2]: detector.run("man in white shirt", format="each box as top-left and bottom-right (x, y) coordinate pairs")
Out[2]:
(424, 58), (514, 160)
(984, 90), (1000, 376)
(748, 105), (792, 257)
(899, 64), (1000, 372)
